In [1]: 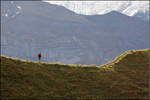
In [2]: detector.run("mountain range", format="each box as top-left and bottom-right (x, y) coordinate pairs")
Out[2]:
(1, 1), (149, 65)
(47, 1), (149, 21)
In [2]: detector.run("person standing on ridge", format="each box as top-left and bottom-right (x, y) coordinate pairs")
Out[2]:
(38, 52), (42, 62)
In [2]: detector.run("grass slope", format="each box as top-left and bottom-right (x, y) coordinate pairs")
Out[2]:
(1, 49), (149, 100)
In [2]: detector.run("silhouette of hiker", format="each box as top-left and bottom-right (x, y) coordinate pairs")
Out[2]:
(38, 52), (42, 61)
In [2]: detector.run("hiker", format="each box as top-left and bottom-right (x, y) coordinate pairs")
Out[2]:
(38, 52), (42, 61)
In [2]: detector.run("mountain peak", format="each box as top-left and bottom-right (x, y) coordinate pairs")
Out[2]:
(46, 1), (149, 21)
(104, 10), (129, 17)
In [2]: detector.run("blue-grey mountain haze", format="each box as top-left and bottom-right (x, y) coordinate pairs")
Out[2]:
(1, 1), (149, 65)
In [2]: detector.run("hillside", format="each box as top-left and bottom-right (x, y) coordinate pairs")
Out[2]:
(1, 49), (149, 100)
(1, 1), (149, 65)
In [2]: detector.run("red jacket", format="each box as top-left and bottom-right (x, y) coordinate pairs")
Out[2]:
(38, 53), (42, 58)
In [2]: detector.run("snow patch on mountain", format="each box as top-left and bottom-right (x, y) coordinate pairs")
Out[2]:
(17, 6), (22, 10)
(46, 1), (149, 20)
(2, 1), (22, 20)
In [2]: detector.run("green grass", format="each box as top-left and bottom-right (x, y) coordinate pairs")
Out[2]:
(1, 49), (149, 100)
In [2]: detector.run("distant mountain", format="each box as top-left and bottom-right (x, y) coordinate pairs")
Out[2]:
(47, 1), (149, 21)
(1, 1), (149, 65)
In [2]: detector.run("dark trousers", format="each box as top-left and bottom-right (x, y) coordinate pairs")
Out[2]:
(38, 57), (41, 61)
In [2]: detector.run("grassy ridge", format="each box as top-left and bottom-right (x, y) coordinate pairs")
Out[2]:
(1, 49), (149, 100)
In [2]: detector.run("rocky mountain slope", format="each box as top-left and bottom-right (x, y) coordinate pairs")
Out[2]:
(1, 1), (149, 65)
(47, 1), (149, 21)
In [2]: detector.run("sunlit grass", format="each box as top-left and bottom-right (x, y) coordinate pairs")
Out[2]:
(1, 49), (149, 100)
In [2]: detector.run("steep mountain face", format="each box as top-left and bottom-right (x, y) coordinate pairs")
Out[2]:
(47, 1), (149, 21)
(1, 1), (149, 65)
